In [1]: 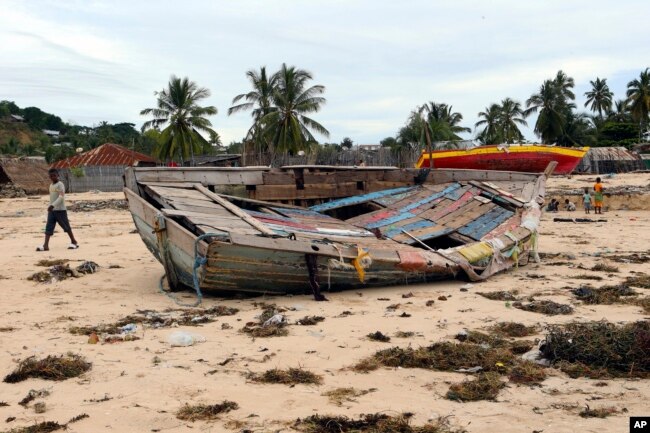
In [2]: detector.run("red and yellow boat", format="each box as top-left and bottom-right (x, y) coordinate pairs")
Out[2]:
(416, 144), (589, 175)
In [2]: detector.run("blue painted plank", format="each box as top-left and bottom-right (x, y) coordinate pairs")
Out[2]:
(365, 211), (415, 229)
(469, 209), (514, 240)
(458, 207), (514, 240)
(444, 185), (469, 201)
(401, 183), (461, 213)
(384, 219), (435, 238)
(309, 186), (418, 212)
(457, 207), (503, 239)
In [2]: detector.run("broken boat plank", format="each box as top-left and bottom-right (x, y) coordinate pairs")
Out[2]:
(194, 184), (276, 236)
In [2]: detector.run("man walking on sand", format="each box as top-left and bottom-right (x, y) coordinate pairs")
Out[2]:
(37, 168), (79, 251)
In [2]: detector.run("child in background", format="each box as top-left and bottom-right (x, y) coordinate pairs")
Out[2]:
(583, 187), (593, 214)
(593, 177), (604, 214)
(564, 199), (576, 211)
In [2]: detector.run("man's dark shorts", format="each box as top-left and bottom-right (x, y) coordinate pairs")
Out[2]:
(45, 210), (71, 235)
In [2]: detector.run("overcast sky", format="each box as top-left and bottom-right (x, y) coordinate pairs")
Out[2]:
(1, 0), (649, 145)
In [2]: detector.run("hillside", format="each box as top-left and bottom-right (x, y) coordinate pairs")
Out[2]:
(0, 119), (50, 147)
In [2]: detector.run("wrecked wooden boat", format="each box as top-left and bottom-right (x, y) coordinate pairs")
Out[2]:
(124, 163), (555, 299)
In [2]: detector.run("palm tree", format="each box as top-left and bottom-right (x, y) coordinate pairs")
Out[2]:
(228, 67), (279, 159)
(259, 63), (329, 154)
(420, 102), (471, 139)
(608, 99), (631, 123)
(140, 75), (217, 164)
(499, 98), (527, 143)
(557, 112), (597, 147)
(228, 67), (277, 120)
(553, 70), (575, 102)
(475, 104), (502, 144)
(584, 78), (613, 119)
(626, 68), (650, 139)
(524, 80), (566, 143)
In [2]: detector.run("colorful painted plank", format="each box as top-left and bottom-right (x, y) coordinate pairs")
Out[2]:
(309, 186), (417, 212)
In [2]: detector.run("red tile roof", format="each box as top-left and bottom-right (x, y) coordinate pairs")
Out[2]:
(51, 143), (157, 169)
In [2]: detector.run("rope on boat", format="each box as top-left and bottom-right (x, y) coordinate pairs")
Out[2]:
(157, 233), (219, 308)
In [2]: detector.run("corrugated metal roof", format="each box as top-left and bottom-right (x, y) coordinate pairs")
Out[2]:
(0, 157), (50, 194)
(51, 143), (157, 168)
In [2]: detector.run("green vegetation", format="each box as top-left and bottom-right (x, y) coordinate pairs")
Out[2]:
(140, 75), (218, 164)
(228, 63), (329, 158)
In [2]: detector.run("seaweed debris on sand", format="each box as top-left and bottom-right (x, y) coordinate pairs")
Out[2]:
(294, 412), (463, 433)
(247, 368), (322, 385)
(446, 372), (505, 402)
(69, 305), (238, 336)
(489, 322), (538, 337)
(321, 387), (375, 406)
(3, 354), (91, 383)
(477, 290), (519, 301)
(241, 304), (289, 338)
(352, 342), (515, 373)
(367, 331), (391, 342)
(28, 261), (99, 283)
(542, 321), (650, 378)
(176, 401), (239, 421)
(296, 316), (325, 326)
(513, 300), (573, 315)
(571, 285), (637, 305)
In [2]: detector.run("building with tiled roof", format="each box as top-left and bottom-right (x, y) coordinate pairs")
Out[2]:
(51, 143), (157, 192)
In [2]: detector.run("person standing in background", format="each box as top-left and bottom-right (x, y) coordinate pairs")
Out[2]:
(593, 177), (604, 214)
(36, 168), (79, 251)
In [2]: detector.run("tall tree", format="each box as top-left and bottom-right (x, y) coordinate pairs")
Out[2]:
(525, 80), (567, 143)
(259, 63), (329, 154)
(584, 78), (613, 119)
(228, 67), (277, 120)
(499, 98), (528, 143)
(475, 103), (502, 144)
(553, 70), (576, 102)
(140, 75), (217, 164)
(228, 67), (278, 157)
(420, 102), (470, 140)
(626, 68), (650, 139)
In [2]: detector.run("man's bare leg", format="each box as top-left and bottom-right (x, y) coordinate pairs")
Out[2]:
(41, 234), (51, 251)
(67, 230), (78, 246)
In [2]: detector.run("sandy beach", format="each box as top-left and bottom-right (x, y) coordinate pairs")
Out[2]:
(0, 173), (649, 433)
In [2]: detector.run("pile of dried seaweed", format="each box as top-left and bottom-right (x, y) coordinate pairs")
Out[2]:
(241, 303), (288, 338)
(513, 300), (573, 315)
(69, 306), (238, 335)
(296, 316), (325, 326)
(321, 387), (375, 406)
(626, 273), (650, 289)
(353, 342), (515, 373)
(294, 413), (462, 433)
(247, 368), (322, 385)
(477, 290), (519, 301)
(28, 261), (99, 283)
(3, 354), (91, 383)
(542, 321), (650, 378)
(572, 285), (637, 304)
(176, 401), (238, 421)
(367, 331), (391, 342)
(446, 372), (504, 402)
(489, 322), (538, 337)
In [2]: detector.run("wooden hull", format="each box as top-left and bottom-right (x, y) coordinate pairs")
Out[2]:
(416, 145), (588, 175)
(123, 165), (553, 295)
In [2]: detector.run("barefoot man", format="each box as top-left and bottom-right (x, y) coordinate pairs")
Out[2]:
(37, 168), (79, 251)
